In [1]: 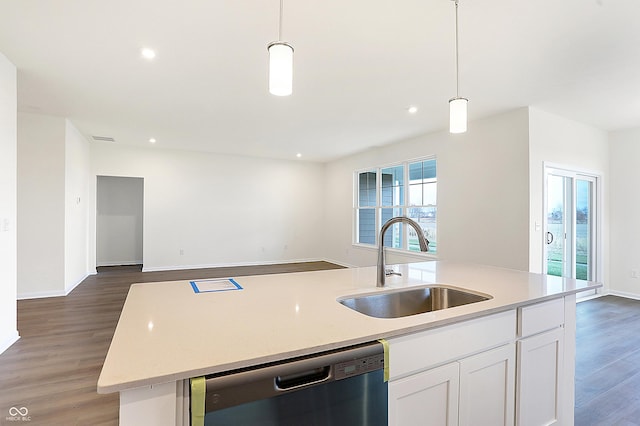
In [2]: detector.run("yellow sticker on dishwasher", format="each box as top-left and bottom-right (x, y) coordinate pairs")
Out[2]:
(190, 376), (206, 426)
(378, 338), (390, 382)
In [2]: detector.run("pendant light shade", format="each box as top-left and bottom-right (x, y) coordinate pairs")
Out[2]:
(449, 0), (468, 134)
(449, 97), (468, 133)
(268, 42), (294, 96)
(268, 0), (293, 96)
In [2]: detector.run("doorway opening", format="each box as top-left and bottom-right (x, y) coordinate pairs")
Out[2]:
(96, 176), (144, 269)
(543, 165), (601, 296)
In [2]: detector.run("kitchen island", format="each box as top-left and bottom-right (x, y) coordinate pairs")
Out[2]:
(98, 261), (601, 425)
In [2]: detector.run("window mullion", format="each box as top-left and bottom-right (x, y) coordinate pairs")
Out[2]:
(402, 161), (409, 250)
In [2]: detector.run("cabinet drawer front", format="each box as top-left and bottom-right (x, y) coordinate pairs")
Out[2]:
(518, 298), (564, 338)
(388, 310), (516, 380)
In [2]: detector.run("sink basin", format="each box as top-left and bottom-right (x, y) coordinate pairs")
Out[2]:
(338, 286), (492, 319)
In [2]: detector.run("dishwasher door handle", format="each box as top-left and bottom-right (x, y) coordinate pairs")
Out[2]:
(275, 366), (331, 391)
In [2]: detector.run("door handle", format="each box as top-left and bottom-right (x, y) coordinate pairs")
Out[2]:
(546, 232), (554, 245)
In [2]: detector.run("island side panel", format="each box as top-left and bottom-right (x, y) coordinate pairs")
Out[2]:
(120, 380), (185, 426)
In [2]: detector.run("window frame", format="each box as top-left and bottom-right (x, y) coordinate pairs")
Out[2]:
(353, 156), (437, 255)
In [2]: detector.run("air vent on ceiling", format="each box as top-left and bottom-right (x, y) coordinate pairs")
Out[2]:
(92, 135), (116, 142)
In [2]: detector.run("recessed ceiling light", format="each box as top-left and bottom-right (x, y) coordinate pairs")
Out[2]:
(296, 153), (302, 158)
(149, 138), (156, 143)
(408, 106), (418, 114)
(141, 48), (156, 60)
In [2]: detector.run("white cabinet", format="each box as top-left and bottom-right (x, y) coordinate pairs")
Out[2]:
(388, 343), (516, 426)
(515, 298), (567, 426)
(517, 298), (564, 338)
(388, 310), (516, 380)
(387, 296), (575, 426)
(389, 363), (460, 426)
(387, 311), (516, 426)
(516, 328), (564, 426)
(459, 344), (515, 426)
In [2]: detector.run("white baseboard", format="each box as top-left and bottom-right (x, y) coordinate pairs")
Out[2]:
(97, 260), (143, 267)
(607, 290), (640, 301)
(322, 258), (357, 268)
(65, 272), (90, 295)
(18, 289), (67, 300)
(0, 330), (20, 355)
(576, 293), (603, 302)
(19, 270), (94, 300)
(141, 258), (330, 273)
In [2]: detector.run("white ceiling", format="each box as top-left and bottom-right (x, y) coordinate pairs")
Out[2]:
(1, 0), (639, 162)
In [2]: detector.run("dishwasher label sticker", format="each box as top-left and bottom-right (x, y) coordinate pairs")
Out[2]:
(190, 278), (243, 293)
(378, 338), (390, 382)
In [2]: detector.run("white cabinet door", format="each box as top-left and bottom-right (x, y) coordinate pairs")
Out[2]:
(516, 327), (564, 426)
(459, 344), (515, 426)
(389, 362), (460, 426)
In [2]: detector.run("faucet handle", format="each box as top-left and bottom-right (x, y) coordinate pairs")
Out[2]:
(385, 268), (402, 277)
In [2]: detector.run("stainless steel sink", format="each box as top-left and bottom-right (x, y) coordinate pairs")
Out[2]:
(338, 286), (492, 319)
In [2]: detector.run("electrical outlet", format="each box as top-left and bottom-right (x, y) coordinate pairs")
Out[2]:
(631, 269), (638, 279)
(179, 249), (184, 256)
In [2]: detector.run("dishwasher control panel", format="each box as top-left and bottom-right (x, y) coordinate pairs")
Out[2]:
(334, 352), (384, 380)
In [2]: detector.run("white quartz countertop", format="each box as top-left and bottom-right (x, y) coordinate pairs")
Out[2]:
(97, 261), (601, 393)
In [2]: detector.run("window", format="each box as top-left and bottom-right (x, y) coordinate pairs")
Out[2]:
(357, 171), (377, 245)
(355, 158), (437, 253)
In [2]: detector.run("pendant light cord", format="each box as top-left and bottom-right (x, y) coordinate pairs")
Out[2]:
(454, 0), (460, 98)
(278, 0), (284, 41)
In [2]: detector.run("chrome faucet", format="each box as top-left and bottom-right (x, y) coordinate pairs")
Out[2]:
(377, 217), (429, 287)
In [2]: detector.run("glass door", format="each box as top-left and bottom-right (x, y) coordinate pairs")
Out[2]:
(544, 167), (598, 284)
(546, 174), (572, 277)
(576, 178), (595, 281)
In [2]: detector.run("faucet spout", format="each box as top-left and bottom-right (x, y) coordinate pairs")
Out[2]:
(377, 217), (429, 287)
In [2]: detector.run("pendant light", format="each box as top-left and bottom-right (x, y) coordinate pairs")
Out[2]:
(268, 0), (294, 96)
(449, 0), (468, 133)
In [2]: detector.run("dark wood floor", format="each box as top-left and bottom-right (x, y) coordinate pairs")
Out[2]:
(0, 262), (343, 426)
(575, 295), (640, 426)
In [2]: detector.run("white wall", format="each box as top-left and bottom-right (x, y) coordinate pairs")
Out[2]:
(323, 108), (531, 271)
(527, 108), (609, 290)
(17, 112), (66, 298)
(89, 143), (326, 271)
(0, 52), (18, 354)
(609, 127), (640, 298)
(64, 119), (91, 292)
(17, 113), (91, 298)
(12, 106), (614, 303)
(96, 176), (143, 266)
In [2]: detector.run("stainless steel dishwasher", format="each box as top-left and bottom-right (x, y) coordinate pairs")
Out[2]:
(192, 341), (387, 426)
